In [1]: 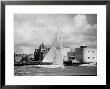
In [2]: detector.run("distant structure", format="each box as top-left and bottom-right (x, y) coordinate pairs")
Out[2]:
(67, 51), (75, 61)
(83, 48), (97, 63)
(67, 46), (97, 64)
(38, 42), (45, 61)
(75, 47), (83, 62)
(62, 47), (70, 61)
(34, 49), (40, 61)
(75, 46), (97, 63)
(14, 53), (26, 63)
(80, 46), (87, 49)
(34, 42), (50, 62)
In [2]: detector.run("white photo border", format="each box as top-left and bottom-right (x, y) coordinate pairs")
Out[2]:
(5, 5), (106, 85)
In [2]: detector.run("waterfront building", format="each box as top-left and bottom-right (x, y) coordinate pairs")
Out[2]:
(75, 46), (97, 64)
(34, 42), (50, 61)
(62, 47), (70, 61)
(75, 48), (83, 62)
(83, 48), (97, 63)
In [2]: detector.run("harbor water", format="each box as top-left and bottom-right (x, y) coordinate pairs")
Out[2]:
(14, 65), (97, 76)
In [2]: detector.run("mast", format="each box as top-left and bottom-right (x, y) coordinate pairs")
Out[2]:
(57, 23), (63, 65)
(58, 23), (63, 64)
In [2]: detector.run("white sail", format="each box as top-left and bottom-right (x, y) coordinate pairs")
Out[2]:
(42, 46), (56, 63)
(41, 24), (64, 67)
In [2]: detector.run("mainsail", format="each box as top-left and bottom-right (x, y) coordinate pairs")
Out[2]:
(42, 24), (63, 66)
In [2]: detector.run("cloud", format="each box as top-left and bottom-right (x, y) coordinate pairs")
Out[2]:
(61, 14), (97, 48)
(14, 14), (97, 54)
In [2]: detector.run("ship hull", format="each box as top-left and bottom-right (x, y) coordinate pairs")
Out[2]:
(35, 65), (65, 68)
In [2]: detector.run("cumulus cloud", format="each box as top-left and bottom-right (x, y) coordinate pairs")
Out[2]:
(14, 14), (97, 54)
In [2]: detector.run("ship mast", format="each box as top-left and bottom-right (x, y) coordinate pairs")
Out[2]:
(58, 23), (63, 64)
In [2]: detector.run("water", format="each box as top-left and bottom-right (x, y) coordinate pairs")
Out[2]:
(14, 65), (97, 76)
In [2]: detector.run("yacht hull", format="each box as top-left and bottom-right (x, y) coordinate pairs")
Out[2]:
(35, 65), (65, 68)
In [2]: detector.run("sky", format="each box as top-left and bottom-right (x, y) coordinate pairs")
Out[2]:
(14, 14), (97, 54)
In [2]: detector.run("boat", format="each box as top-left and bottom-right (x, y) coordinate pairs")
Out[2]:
(36, 24), (65, 68)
